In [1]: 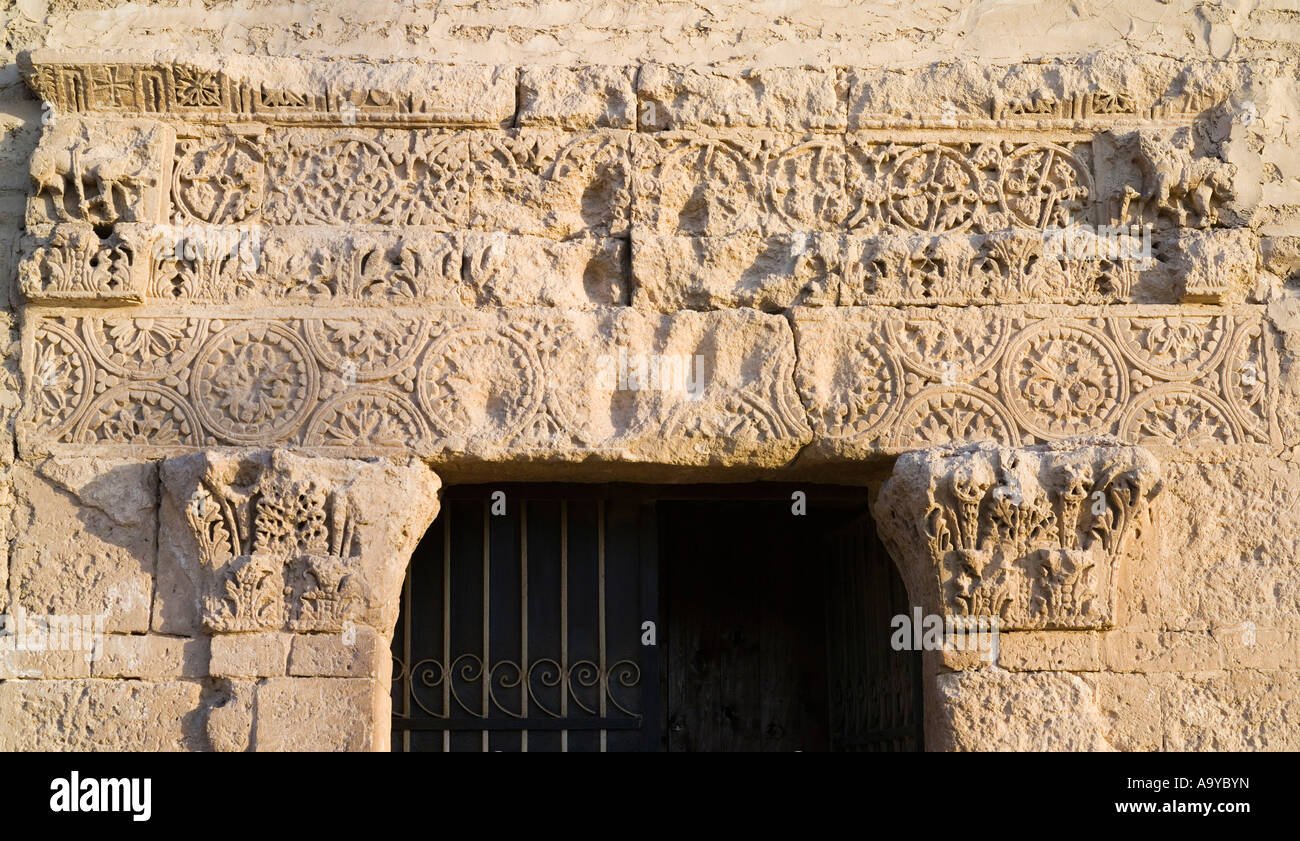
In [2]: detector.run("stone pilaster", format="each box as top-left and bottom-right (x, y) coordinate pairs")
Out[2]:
(159, 448), (440, 750)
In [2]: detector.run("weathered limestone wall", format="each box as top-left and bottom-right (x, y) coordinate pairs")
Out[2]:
(1, 1), (1299, 751)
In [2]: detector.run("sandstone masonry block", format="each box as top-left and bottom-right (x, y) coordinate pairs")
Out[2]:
(519, 66), (637, 129)
(9, 459), (156, 633)
(999, 632), (1102, 672)
(931, 670), (1110, 751)
(93, 634), (209, 679)
(254, 677), (385, 751)
(1163, 671), (1300, 751)
(1097, 672), (1167, 751)
(1102, 631), (1223, 673)
(205, 679), (256, 753)
(208, 632), (293, 678)
(0, 646), (93, 679)
(289, 626), (382, 678)
(462, 233), (627, 307)
(0, 679), (203, 751)
(638, 65), (846, 131)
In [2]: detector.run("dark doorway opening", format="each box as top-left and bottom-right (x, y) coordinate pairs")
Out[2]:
(391, 485), (921, 752)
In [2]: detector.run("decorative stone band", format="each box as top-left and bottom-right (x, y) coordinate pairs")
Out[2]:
(19, 224), (629, 308)
(158, 449), (440, 635)
(26, 50), (517, 128)
(873, 442), (1162, 630)
(25, 51), (1247, 132)
(23, 116), (1250, 308)
(24, 223), (1234, 310)
(20, 306), (812, 465)
(28, 120), (1238, 235)
(794, 305), (1278, 457)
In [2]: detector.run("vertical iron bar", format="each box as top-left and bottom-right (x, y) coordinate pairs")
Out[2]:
(561, 499), (569, 753)
(442, 509), (451, 753)
(402, 564), (412, 753)
(638, 502), (660, 752)
(598, 498), (607, 753)
(521, 499), (529, 753)
(482, 500), (490, 753)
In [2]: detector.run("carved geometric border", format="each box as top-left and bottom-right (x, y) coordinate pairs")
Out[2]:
(794, 305), (1280, 457)
(19, 306), (812, 463)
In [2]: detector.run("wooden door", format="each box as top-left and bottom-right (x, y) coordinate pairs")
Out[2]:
(824, 512), (924, 751)
(661, 500), (831, 751)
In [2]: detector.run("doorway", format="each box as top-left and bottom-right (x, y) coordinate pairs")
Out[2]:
(390, 485), (921, 752)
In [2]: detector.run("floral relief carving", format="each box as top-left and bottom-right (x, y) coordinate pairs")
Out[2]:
(172, 132), (265, 224)
(190, 322), (319, 444)
(16, 56), (1270, 477)
(846, 140), (1093, 235)
(166, 451), (363, 632)
(1001, 323), (1127, 438)
(159, 449), (440, 639)
(22, 309), (813, 464)
(23, 114), (1242, 310)
(26, 306), (1272, 459)
(792, 306), (1278, 458)
(26, 320), (94, 438)
(73, 383), (201, 446)
(19, 224), (146, 304)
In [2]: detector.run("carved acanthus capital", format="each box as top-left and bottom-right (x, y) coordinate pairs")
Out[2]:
(873, 442), (1162, 630)
(160, 449), (440, 635)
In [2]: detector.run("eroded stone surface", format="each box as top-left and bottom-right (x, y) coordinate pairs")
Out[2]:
(253, 676), (386, 751)
(931, 669), (1111, 751)
(9, 458), (156, 633)
(0, 679), (204, 751)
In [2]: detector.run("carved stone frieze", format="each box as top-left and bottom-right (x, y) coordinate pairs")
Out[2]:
(18, 223), (149, 304)
(26, 50), (515, 127)
(633, 229), (1156, 311)
(27, 52), (1245, 132)
(873, 442), (1162, 630)
(1096, 127), (1239, 230)
(28, 117), (173, 227)
(794, 305), (1279, 457)
(20, 307), (811, 465)
(23, 86), (1249, 310)
(73, 227), (626, 307)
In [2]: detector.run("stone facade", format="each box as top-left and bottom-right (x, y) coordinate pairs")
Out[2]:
(1, 1), (1299, 750)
